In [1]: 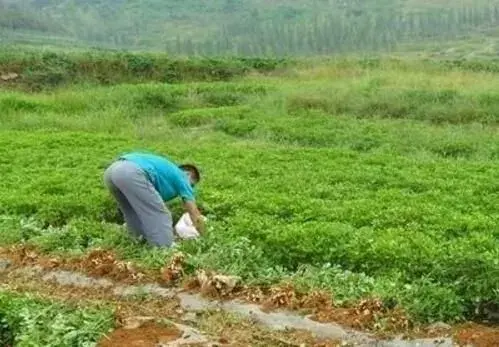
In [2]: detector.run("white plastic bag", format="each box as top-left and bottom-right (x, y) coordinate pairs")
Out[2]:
(174, 212), (206, 239)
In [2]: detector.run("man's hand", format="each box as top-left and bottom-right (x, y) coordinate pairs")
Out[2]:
(183, 200), (206, 235)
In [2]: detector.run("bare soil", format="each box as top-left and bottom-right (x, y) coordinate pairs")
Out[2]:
(1, 245), (157, 284)
(98, 321), (182, 347)
(454, 323), (499, 347)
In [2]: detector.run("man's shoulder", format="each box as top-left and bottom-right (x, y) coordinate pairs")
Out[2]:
(122, 152), (173, 163)
(120, 152), (185, 176)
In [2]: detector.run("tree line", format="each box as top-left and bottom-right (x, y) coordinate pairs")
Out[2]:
(2, 2), (498, 56)
(161, 5), (499, 56)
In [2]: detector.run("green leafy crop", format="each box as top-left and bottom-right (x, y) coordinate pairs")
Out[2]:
(0, 291), (114, 347)
(0, 52), (498, 325)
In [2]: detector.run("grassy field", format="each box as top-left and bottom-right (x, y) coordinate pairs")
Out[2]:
(0, 50), (498, 338)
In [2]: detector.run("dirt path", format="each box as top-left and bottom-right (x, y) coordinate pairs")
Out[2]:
(0, 267), (343, 346)
(0, 247), (497, 347)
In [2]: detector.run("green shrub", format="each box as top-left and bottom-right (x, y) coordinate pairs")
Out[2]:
(0, 49), (288, 91)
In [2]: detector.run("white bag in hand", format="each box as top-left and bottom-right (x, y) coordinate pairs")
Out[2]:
(174, 212), (205, 239)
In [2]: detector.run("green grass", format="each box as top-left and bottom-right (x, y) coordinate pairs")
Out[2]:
(0, 291), (114, 346)
(0, 51), (498, 325)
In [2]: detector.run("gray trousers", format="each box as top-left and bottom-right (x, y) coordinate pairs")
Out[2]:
(103, 160), (174, 247)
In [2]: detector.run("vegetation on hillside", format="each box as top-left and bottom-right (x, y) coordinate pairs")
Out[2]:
(1, 0), (499, 55)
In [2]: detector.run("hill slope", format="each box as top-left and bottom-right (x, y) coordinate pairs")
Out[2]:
(1, 1), (499, 55)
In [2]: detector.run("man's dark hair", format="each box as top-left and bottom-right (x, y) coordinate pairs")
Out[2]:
(179, 164), (201, 182)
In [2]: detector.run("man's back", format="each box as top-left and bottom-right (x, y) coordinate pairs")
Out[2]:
(120, 152), (194, 202)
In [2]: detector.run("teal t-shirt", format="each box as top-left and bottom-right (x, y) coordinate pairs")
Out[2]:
(119, 152), (195, 202)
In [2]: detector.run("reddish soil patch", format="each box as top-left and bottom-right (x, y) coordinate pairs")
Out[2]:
(455, 323), (499, 347)
(71, 249), (145, 283)
(98, 321), (182, 347)
(312, 298), (410, 335)
(225, 283), (410, 335)
(0, 245), (158, 284)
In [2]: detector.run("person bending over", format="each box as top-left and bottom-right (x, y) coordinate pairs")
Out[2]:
(103, 151), (205, 247)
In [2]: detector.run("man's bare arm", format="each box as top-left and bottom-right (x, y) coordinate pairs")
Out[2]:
(183, 200), (206, 234)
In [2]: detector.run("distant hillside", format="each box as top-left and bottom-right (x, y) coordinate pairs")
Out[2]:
(1, 0), (499, 56)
